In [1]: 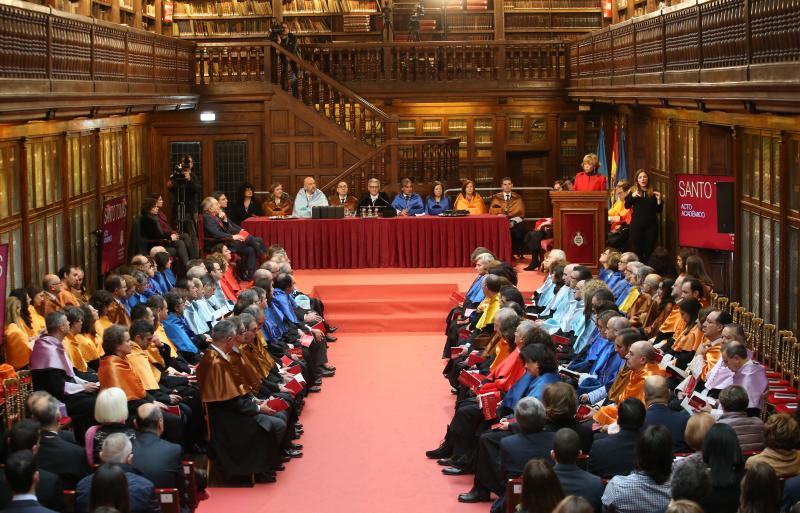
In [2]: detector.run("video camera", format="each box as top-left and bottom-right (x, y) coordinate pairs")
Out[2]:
(170, 156), (192, 182)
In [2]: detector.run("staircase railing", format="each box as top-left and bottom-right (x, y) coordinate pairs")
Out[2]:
(320, 136), (461, 197)
(195, 41), (396, 147)
(299, 41), (569, 85)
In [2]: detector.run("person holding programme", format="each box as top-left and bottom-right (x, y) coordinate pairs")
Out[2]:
(454, 179), (486, 215)
(425, 180), (451, 215)
(573, 153), (607, 192)
(293, 177), (328, 218)
(625, 169), (663, 262)
(229, 183), (264, 225)
(391, 178), (425, 216)
(262, 183), (293, 217)
(327, 181), (358, 213)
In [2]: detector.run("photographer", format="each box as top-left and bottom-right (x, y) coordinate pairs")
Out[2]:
(167, 155), (202, 239)
(270, 21), (299, 96)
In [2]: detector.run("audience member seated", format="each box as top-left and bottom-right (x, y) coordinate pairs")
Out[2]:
(76, 433), (159, 513)
(27, 392), (91, 490)
(200, 196), (259, 281)
(139, 197), (190, 265)
(356, 178), (392, 214)
(745, 413), (800, 478)
(40, 276), (63, 317)
(262, 182), (293, 217)
(292, 177), (328, 218)
(5, 297), (34, 370)
(391, 178), (425, 216)
(587, 397), (645, 477)
(722, 341), (768, 416)
(701, 423), (744, 513)
(0, 421), (65, 513)
(654, 458), (710, 513)
(739, 462), (782, 513)
(550, 428), (603, 513)
(229, 182), (264, 225)
(672, 413), (714, 472)
(103, 275), (132, 327)
(644, 375), (691, 453)
(57, 265), (86, 308)
(86, 387), (137, 466)
(425, 180), (451, 215)
(606, 179), (632, 251)
(552, 496), (593, 513)
(326, 181), (358, 213)
(453, 179), (486, 215)
(717, 384), (765, 451)
(523, 217), (553, 271)
(1, 450), (58, 513)
(517, 459), (565, 513)
(601, 425), (673, 513)
(212, 192), (267, 256)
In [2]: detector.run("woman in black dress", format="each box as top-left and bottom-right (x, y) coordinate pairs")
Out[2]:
(229, 182), (264, 225)
(624, 169), (663, 262)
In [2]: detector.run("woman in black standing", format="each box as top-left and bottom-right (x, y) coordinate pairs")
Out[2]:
(625, 169), (662, 262)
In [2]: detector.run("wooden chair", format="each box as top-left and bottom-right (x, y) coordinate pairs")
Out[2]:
(728, 302), (741, 320)
(761, 323), (777, 369)
(717, 296), (729, 313)
(750, 317), (765, 362)
(506, 477), (522, 513)
(3, 378), (22, 429)
(63, 490), (76, 513)
(155, 488), (181, 513)
(732, 305), (744, 325)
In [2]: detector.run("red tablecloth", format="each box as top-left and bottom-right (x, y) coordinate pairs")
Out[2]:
(241, 214), (512, 269)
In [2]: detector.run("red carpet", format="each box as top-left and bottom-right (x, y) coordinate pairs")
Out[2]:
(203, 266), (544, 513)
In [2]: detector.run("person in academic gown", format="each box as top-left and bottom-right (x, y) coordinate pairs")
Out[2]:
(104, 275), (132, 327)
(391, 178), (425, 216)
(29, 312), (99, 432)
(197, 320), (286, 482)
(326, 181), (359, 213)
(425, 181), (451, 215)
(454, 180), (486, 215)
(5, 297), (34, 370)
(262, 183), (293, 217)
(293, 177), (329, 218)
(488, 177), (527, 248)
(356, 178), (392, 214)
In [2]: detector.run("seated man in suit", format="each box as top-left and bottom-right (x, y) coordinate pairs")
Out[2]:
(0, 421), (64, 513)
(587, 397), (646, 478)
(1, 450), (58, 513)
(201, 196), (259, 281)
(643, 375), (691, 453)
(390, 178), (425, 216)
(551, 428), (604, 513)
(356, 178), (392, 215)
(327, 181), (358, 213)
(27, 392), (91, 490)
(292, 176), (328, 218)
(132, 404), (190, 513)
(76, 434), (159, 513)
(104, 275), (132, 327)
(41, 275), (63, 317)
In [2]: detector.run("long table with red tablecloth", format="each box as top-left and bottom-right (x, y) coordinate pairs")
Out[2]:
(241, 214), (512, 269)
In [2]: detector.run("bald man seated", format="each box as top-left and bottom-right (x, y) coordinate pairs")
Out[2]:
(293, 177), (328, 218)
(327, 181), (358, 213)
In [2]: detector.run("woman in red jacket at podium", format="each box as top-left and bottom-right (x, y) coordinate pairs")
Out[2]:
(573, 153), (607, 191)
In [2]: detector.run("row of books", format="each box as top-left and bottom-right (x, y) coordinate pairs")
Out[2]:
(505, 13), (600, 26)
(53, 0), (81, 14)
(445, 0), (491, 10)
(552, 13), (602, 26)
(287, 17), (332, 32)
(174, 0), (273, 16)
(283, 0), (378, 13)
(505, 0), (600, 7)
(172, 18), (271, 35)
(448, 13), (493, 29)
(343, 14), (372, 32)
(419, 19), (437, 31)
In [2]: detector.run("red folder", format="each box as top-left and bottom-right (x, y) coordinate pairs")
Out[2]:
(299, 333), (314, 347)
(466, 351), (486, 366)
(687, 395), (709, 410)
(287, 364), (302, 375)
(684, 375), (697, 396)
(450, 291), (466, 304)
(281, 355), (293, 366)
(311, 321), (327, 333)
(267, 397), (290, 412)
(478, 391), (500, 420)
(551, 335), (571, 346)
(451, 346), (468, 359)
(238, 230), (250, 239)
(457, 370), (483, 393)
(165, 405), (181, 417)
(289, 347), (304, 358)
(285, 378), (303, 396)
(653, 348), (664, 364)
(576, 404), (593, 421)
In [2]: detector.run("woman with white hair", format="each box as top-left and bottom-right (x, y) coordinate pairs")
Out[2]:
(86, 386), (136, 465)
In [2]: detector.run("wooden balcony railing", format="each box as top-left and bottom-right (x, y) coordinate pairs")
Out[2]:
(195, 41), (396, 147)
(0, 0), (195, 95)
(568, 0), (800, 97)
(298, 41), (569, 94)
(320, 136), (461, 197)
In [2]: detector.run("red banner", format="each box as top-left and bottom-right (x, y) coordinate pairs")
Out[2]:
(0, 244), (8, 338)
(676, 174), (735, 251)
(101, 196), (128, 274)
(162, 0), (173, 23)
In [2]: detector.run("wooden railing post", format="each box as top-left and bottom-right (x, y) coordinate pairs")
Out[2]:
(386, 118), (399, 185)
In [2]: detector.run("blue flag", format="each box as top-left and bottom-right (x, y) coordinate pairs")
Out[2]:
(595, 125), (609, 206)
(617, 126), (628, 184)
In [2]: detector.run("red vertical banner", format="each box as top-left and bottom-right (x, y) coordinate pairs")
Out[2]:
(676, 174), (735, 251)
(162, 0), (173, 23)
(0, 244), (8, 338)
(101, 196), (128, 275)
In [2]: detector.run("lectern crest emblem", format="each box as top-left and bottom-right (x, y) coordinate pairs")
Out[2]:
(573, 232), (585, 247)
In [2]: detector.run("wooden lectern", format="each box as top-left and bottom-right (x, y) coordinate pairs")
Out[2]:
(549, 191), (607, 271)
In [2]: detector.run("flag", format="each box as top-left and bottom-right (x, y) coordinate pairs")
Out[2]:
(610, 125), (619, 206)
(610, 125), (628, 206)
(596, 125), (609, 191)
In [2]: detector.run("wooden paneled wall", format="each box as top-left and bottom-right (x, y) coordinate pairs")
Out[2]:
(0, 114), (151, 292)
(622, 105), (800, 335)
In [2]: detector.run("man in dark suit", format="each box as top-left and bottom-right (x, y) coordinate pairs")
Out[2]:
(75, 434), (159, 513)
(551, 428), (604, 513)
(1, 450), (58, 513)
(200, 196), (258, 281)
(356, 178), (393, 215)
(587, 397), (646, 478)
(28, 392), (91, 490)
(0, 421), (64, 513)
(643, 375), (691, 453)
(132, 404), (190, 513)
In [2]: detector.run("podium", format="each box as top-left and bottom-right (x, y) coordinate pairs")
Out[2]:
(549, 191), (607, 271)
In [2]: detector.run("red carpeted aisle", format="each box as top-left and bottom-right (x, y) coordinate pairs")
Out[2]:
(202, 266), (543, 513)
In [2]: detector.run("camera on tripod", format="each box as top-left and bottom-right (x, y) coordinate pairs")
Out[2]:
(170, 156), (192, 182)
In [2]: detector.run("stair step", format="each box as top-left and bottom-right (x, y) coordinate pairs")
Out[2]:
(313, 283), (458, 301)
(326, 313), (445, 333)
(324, 298), (453, 316)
